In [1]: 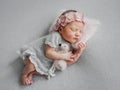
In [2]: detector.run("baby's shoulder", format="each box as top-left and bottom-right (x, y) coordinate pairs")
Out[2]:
(47, 31), (61, 39)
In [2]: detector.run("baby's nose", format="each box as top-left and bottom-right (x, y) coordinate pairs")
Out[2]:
(75, 32), (80, 36)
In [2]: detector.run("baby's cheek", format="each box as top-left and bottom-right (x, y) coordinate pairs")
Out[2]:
(69, 33), (75, 37)
(66, 33), (73, 39)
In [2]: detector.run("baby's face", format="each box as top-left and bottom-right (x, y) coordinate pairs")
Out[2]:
(59, 21), (84, 43)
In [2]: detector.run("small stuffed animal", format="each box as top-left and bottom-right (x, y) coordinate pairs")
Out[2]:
(47, 43), (70, 79)
(54, 43), (70, 71)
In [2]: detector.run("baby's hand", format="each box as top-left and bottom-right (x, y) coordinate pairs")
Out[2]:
(78, 42), (86, 48)
(76, 42), (86, 54)
(63, 51), (74, 61)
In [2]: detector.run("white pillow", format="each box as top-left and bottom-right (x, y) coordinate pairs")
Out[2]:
(81, 17), (100, 43)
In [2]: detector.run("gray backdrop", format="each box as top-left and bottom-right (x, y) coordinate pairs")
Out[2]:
(0, 0), (120, 90)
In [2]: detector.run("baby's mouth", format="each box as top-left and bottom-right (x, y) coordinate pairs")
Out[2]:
(74, 37), (79, 41)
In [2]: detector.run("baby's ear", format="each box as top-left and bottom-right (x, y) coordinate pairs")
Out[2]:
(58, 27), (64, 33)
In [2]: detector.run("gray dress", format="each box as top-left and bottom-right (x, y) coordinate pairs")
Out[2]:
(20, 32), (70, 78)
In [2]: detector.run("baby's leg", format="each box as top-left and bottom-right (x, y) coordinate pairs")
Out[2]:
(21, 56), (36, 85)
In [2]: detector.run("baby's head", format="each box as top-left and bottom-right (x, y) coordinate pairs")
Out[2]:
(50, 10), (85, 44)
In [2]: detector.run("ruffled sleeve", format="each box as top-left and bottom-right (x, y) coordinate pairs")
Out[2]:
(45, 32), (61, 48)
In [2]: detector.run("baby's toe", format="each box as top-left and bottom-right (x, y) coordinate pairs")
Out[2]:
(21, 75), (31, 85)
(26, 79), (31, 85)
(28, 74), (33, 84)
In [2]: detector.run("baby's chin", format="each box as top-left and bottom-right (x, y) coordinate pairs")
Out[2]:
(65, 38), (80, 44)
(69, 40), (79, 44)
(74, 38), (81, 43)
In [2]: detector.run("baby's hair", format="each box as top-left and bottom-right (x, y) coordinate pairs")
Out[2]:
(61, 10), (77, 16)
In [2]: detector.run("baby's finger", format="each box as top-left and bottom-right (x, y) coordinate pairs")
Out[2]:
(71, 54), (77, 58)
(68, 58), (74, 61)
(78, 42), (86, 48)
(68, 51), (73, 55)
(82, 42), (87, 47)
(78, 43), (83, 47)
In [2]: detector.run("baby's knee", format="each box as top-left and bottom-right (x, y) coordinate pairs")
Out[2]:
(55, 60), (67, 71)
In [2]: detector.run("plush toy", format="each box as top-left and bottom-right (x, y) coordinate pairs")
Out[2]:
(54, 43), (70, 71)
(47, 43), (70, 79)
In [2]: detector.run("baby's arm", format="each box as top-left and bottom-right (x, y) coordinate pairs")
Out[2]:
(45, 45), (74, 61)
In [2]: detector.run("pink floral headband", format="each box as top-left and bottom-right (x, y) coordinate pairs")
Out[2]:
(50, 11), (85, 32)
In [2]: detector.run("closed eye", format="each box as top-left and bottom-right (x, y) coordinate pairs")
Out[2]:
(70, 28), (77, 32)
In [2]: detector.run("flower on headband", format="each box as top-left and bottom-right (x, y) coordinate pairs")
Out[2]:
(75, 12), (84, 21)
(59, 15), (67, 26)
(65, 12), (74, 22)
(50, 11), (85, 32)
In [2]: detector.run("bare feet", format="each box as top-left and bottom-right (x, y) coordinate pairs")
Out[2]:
(21, 56), (41, 85)
(21, 63), (35, 85)
(21, 74), (33, 85)
(21, 70), (41, 85)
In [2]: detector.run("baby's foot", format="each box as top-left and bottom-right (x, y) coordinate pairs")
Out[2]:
(21, 74), (32, 85)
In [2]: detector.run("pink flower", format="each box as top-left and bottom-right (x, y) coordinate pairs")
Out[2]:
(60, 16), (67, 26)
(50, 11), (85, 32)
